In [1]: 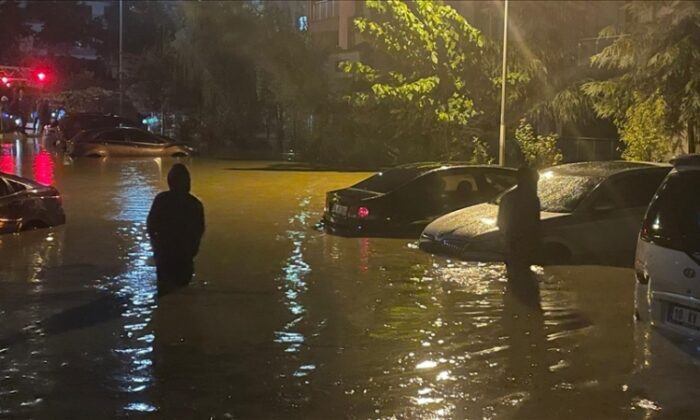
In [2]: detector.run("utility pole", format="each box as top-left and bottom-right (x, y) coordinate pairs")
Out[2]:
(119, 0), (123, 115)
(498, 0), (509, 166)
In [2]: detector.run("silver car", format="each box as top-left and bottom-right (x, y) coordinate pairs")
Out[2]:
(419, 161), (671, 267)
(67, 127), (196, 158)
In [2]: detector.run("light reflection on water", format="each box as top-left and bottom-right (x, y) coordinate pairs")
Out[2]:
(107, 161), (160, 414)
(275, 194), (317, 385)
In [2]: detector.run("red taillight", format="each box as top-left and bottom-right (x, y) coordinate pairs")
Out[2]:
(357, 207), (369, 218)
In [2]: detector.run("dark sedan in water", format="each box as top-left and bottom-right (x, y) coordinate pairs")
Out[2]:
(323, 163), (517, 236)
(67, 127), (196, 158)
(419, 161), (671, 266)
(0, 172), (65, 234)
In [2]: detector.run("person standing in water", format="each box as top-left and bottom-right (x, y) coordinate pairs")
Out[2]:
(497, 165), (541, 277)
(147, 164), (205, 296)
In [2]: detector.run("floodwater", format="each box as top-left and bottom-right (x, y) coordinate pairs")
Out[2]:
(1, 135), (700, 419)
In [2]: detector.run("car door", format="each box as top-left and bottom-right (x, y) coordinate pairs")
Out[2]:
(567, 171), (669, 265)
(95, 129), (129, 155)
(126, 129), (165, 157)
(0, 177), (22, 233)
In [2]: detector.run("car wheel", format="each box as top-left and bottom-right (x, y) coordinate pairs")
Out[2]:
(171, 152), (188, 158)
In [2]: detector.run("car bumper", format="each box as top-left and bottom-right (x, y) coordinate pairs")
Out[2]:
(649, 291), (700, 338)
(322, 214), (424, 237)
(418, 234), (505, 261)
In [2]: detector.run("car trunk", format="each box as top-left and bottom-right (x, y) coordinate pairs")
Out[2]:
(325, 188), (381, 222)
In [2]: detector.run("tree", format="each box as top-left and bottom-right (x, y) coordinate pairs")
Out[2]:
(583, 1), (700, 158)
(0, 1), (30, 64)
(341, 0), (503, 162)
(618, 92), (673, 161)
(514, 119), (562, 168)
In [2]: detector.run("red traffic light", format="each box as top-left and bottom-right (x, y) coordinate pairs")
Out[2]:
(31, 68), (52, 84)
(0, 77), (7, 84)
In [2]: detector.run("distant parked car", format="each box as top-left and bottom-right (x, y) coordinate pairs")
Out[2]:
(634, 154), (700, 335)
(43, 113), (141, 148)
(419, 161), (671, 266)
(67, 126), (196, 158)
(323, 163), (517, 237)
(0, 172), (65, 234)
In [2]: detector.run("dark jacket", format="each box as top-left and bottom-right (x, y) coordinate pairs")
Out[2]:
(147, 166), (205, 263)
(497, 185), (540, 247)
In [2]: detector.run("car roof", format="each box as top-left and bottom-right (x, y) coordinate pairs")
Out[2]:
(544, 161), (670, 178)
(81, 126), (149, 135)
(0, 172), (45, 189)
(671, 154), (700, 171)
(391, 162), (516, 172)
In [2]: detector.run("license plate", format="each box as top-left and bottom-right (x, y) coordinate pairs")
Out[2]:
(668, 304), (700, 329)
(332, 203), (348, 216)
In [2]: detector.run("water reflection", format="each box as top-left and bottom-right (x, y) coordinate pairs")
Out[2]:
(106, 161), (161, 414)
(32, 148), (54, 186)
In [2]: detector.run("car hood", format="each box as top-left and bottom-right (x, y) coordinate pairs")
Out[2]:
(422, 203), (568, 240)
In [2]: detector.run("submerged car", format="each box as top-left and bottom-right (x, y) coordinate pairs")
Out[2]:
(44, 113), (141, 148)
(323, 163), (517, 236)
(419, 161), (671, 266)
(0, 172), (66, 233)
(67, 126), (196, 158)
(634, 154), (700, 335)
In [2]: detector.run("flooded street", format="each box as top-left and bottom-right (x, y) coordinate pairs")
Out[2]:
(1, 136), (700, 419)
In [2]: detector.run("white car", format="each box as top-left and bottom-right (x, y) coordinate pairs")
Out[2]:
(420, 161), (671, 266)
(635, 154), (700, 336)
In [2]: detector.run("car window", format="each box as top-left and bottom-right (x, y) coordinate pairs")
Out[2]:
(641, 171), (700, 253)
(128, 129), (161, 144)
(482, 171), (516, 193)
(537, 172), (601, 213)
(595, 172), (668, 210)
(352, 167), (425, 193)
(96, 130), (127, 142)
(441, 171), (478, 194)
(4, 179), (27, 194)
(0, 179), (11, 197)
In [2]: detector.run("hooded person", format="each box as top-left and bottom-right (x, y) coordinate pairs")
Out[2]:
(147, 164), (205, 295)
(497, 165), (541, 277)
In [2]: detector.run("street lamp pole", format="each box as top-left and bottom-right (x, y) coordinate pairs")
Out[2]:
(119, 0), (123, 115)
(498, 0), (509, 166)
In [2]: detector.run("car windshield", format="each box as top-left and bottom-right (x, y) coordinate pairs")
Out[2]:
(351, 167), (426, 193)
(538, 172), (601, 212)
(492, 172), (601, 213)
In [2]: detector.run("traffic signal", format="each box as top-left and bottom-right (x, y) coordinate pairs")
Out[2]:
(31, 68), (51, 85)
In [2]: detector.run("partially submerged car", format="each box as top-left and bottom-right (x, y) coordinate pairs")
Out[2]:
(44, 113), (141, 148)
(634, 154), (700, 336)
(0, 172), (66, 234)
(67, 126), (196, 158)
(323, 163), (517, 237)
(419, 161), (671, 266)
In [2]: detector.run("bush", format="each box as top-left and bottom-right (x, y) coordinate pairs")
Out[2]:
(619, 93), (673, 162)
(514, 119), (563, 168)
